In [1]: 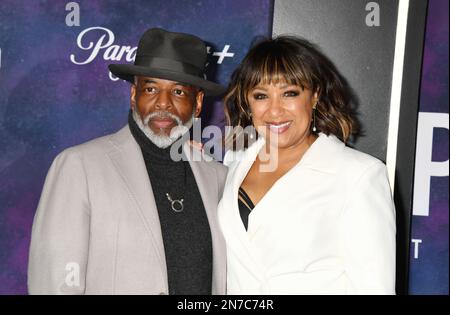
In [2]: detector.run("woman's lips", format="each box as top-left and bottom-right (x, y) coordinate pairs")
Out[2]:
(266, 121), (292, 134)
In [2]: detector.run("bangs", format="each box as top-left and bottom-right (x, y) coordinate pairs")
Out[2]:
(242, 49), (313, 91)
(225, 35), (355, 144)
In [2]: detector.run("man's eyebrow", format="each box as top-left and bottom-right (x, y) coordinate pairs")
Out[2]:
(174, 82), (192, 88)
(143, 79), (156, 84)
(142, 79), (192, 88)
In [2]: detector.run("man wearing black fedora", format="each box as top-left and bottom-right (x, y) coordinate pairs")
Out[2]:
(28, 28), (227, 294)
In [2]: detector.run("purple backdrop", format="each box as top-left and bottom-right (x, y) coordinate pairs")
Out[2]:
(409, 0), (449, 294)
(0, 0), (273, 294)
(1, 0), (448, 296)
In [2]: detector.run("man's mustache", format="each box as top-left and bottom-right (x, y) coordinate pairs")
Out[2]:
(143, 111), (182, 126)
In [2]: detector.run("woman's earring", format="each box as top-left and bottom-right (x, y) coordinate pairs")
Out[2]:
(312, 105), (317, 132)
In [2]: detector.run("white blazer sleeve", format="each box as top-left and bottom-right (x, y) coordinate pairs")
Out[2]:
(341, 161), (396, 294)
(28, 149), (90, 294)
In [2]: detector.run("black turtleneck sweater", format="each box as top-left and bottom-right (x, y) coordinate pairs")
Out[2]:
(128, 111), (212, 295)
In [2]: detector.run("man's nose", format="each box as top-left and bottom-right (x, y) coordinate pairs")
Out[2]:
(155, 90), (172, 110)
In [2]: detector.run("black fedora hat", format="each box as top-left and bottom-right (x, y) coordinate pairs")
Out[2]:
(109, 28), (225, 96)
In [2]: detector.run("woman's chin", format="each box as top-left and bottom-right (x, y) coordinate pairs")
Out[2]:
(264, 135), (292, 150)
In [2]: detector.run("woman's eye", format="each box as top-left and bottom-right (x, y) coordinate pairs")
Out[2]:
(253, 93), (267, 100)
(284, 90), (300, 97)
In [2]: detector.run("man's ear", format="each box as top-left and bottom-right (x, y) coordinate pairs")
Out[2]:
(130, 84), (137, 110)
(194, 90), (204, 117)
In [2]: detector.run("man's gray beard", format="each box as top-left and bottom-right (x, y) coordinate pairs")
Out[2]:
(132, 109), (194, 149)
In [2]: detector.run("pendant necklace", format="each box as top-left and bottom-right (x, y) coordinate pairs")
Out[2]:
(165, 162), (186, 213)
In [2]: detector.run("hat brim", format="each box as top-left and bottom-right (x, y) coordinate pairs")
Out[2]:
(108, 64), (226, 96)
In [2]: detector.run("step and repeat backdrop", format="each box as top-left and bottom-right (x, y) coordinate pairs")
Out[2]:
(273, 0), (448, 295)
(0, 0), (447, 294)
(409, 0), (449, 295)
(0, 0), (273, 294)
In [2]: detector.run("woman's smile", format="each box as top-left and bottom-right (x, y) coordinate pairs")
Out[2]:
(265, 120), (293, 134)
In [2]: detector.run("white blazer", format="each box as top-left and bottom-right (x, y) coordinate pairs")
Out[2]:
(218, 133), (396, 295)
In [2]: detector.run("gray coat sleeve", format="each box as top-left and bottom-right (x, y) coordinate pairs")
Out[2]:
(28, 149), (90, 295)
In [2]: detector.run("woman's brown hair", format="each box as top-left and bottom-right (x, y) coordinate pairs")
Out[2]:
(224, 36), (357, 149)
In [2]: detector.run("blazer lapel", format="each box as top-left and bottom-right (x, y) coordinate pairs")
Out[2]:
(298, 133), (344, 174)
(223, 137), (268, 279)
(107, 126), (168, 285)
(184, 143), (226, 295)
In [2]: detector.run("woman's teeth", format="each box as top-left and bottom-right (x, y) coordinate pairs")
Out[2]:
(267, 121), (292, 133)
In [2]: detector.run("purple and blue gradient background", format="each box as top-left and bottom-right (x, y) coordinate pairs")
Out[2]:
(408, 0), (449, 294)
(0, 0), (273, 294)
(1, 0), (448, 296)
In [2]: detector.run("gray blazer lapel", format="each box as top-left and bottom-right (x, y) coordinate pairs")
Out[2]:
(107, 126), (168, 285)
(185, 144), (227, 295)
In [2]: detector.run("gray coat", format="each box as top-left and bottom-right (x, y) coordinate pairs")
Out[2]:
(28, 126), (227, 294)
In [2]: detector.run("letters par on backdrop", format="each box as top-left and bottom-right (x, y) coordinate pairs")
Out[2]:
(70, 27), (136, 65)
(69, 26), (234, 82)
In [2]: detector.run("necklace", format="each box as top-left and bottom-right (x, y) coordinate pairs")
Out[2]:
(165, 162), (187, 213)
(165, 193), (184, 212)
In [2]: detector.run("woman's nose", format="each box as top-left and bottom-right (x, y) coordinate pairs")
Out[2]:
(267, 95), (284, 116)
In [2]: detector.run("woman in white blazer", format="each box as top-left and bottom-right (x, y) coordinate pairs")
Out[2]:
(218, 36), (396, 295)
